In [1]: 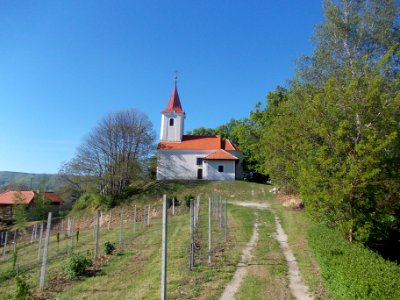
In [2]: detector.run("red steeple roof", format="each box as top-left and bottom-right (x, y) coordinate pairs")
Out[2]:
(162, 82), (183, 113)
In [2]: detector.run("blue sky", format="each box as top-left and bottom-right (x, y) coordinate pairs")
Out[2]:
(0, 1), (324, 174)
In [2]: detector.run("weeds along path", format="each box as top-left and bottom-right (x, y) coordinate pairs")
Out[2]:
(224, 201), (313, 300)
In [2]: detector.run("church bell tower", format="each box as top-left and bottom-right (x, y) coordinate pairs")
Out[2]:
(160, 81), (185, 142)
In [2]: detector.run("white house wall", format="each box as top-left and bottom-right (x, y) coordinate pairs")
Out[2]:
(157, 150), (214, 180)
(205, 160), (236, 180)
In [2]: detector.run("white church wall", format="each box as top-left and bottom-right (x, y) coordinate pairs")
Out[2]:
(157, 150), (213, 180)
(204, 160), (236, 181)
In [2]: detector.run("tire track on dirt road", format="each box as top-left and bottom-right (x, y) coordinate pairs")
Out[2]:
(220, 201), (312, 300)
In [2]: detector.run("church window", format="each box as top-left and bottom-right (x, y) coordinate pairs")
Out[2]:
(196, 158), (203, 166)
(218, 165), (224, 172)
(169, 118), (174, 126)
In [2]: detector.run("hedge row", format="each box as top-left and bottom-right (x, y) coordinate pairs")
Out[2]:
(308, 223), (400, 299)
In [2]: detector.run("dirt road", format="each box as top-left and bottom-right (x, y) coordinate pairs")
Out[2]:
(220, 201), (312, 300)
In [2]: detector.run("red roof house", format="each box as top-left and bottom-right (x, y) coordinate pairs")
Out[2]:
(0, 191), (64, 221)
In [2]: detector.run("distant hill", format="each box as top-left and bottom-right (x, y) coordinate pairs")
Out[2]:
(0, 171), (61, 192)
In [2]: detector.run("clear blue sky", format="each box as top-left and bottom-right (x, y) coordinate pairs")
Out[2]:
(0, 1), (324, 174)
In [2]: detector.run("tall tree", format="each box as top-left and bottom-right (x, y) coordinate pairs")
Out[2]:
(299, 0), (400, 86)
(60, 109), (156, 199)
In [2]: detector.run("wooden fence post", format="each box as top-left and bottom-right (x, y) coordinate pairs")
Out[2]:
(132, 205), (137, 232)
(108, 211), (112, 231)
(39, 212), (52, 291)
(189, 199), (194, 270)
(161, 195), (168, 300)
(2, 231), (8, 258)
(224, 199), (228, 242)
(37, 222), (44, 261)
(13, 230), (17, 253)
(94, 211), (100, 259)
(119, 208), (123, 246)
(147, 205), (151, 226)
(208, 197), (212, 264)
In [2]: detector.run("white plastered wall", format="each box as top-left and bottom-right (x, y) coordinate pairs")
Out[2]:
(157, 150), (213, 180)
(204, 160), (236, 181)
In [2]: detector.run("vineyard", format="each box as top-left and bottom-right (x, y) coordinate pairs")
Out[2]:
(0, 182), (277, 299)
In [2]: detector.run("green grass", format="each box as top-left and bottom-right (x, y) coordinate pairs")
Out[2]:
(236, 209), (292, 300)
(0, 181), (328, 299)
(0, 182), (268, 299)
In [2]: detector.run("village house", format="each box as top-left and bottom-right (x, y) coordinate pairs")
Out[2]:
(0, 190), (63, 221)
(157, 82), (243, 180)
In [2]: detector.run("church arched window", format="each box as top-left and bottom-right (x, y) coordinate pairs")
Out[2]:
(169, 118), (174, 126)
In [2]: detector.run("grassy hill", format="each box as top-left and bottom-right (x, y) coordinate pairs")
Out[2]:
(7, 180), (378, 299)
(0, 181), (296, 299)
(0, 171), (61, 192)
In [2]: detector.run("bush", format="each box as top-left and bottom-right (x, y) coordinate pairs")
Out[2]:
(104, 241), (115, 255)
(0, 268), (17, 283)
(63, 253), (92, 279)
(167, 196), (180, 208)
(308, 223), (400, 299)
(72, 192), (113, 213)
(184, 194), (194, 208)
(12, 275), (32, 300)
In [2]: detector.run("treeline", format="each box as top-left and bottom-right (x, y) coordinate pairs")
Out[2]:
(192, 0), (400, 260)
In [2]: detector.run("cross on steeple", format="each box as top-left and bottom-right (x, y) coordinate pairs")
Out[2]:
(174, 70), (178, 84)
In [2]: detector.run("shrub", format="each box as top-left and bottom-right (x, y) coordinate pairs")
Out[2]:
(184, 194), (194, 208)
(167, 196), (180, 208)
(104, 241), (115, 255)
(12, 275), (32, 300)
(63, 253), (92, 279)
(72, 192), (113, 213)
(0, 268), (17, 283)
(308, 223), (400, 299)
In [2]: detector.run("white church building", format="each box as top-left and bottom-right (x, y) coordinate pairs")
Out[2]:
(156, 82), (243, 181)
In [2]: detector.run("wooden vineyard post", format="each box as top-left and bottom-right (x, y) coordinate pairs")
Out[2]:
(132, 205), (137, 232)
(37, 222), (44, 261)
(189, 199), (194, 270)
(94, 211), (100, 259)
(39, 212), (52, 291)
(2, 231), (8, 258)
(224, 199), (228, 242)
(119, 208), (123, 246)
(208, 197), (212, 264)
(161, 195), (168, 300)
(13, 230), (17, 253)
(108, 211), (112, 231)
(147, 205), (151, 226)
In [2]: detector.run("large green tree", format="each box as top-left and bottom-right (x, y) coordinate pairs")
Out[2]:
(260, 0), (400, 251)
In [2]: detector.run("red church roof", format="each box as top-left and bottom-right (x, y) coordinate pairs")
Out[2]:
(162, 82), (183, 113)
(204, 149), (238, 160)
(158, 135), (240, 151)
